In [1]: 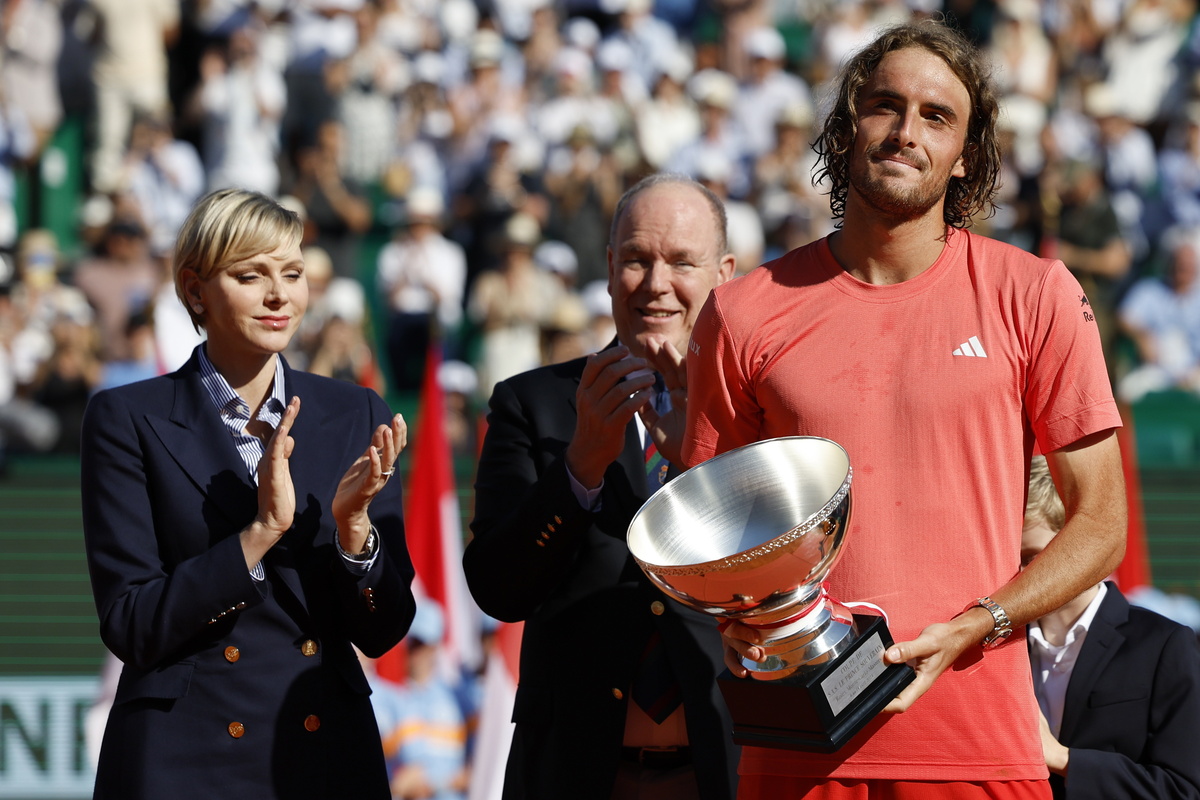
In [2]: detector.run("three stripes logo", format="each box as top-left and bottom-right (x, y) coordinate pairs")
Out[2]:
(952, 336), (988, 358)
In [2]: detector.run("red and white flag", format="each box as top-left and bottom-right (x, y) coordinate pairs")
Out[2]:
(375, 346), (481, 682)
(468, 621), (522, 800)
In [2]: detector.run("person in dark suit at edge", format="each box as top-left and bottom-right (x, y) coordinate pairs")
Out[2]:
(1023, 455), (1200, 800)
(463, 173), (740, 800)
(80, 188), (417, 799)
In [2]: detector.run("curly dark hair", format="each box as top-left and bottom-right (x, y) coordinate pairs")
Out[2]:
(813, 20), (1001, 229)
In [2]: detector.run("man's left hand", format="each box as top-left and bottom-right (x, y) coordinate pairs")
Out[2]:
(881, 608), (992, 712)
(639, 338), (688, 465)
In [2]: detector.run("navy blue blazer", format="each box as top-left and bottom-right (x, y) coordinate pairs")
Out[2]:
(1041, 583), (1200, 800)
(80, 348), (416, 800)
(463, 349), (738, 800)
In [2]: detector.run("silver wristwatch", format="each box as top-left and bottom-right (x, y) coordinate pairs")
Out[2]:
(973, 596), (1013, 649)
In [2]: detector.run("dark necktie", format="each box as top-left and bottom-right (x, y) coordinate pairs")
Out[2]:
(632, 377), (683, 723)
(642, 373), (670, 495)
(644, 437), (668, 495)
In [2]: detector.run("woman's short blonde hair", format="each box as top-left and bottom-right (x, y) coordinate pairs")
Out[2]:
(174, 188), (304, 331)
(1025, 455), (1066, 533)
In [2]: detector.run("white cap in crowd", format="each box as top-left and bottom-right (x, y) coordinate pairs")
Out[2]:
(654, 47), (694, 85)
(412, 51), (446, 86)
(744, 27), (786, 62)
(563, 17), (601, 52)
(440, 0), (479, 45)
(407, 599), (446, 645)
(581, 279), (613, 319)
(406, 186), (445, 221)
(469, 28), (505, 68)
(534, 240), (579, 277)
(689, 68), (737, 110)
(596, 40), (633, 74)
(554, 47), (593, 83)
(438, 359), (479, 397)
(504, 212), (542, 249)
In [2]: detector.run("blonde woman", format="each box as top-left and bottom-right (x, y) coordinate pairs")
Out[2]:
(81, 188), (416, 799)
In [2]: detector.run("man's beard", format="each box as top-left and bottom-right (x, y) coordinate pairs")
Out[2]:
(849, 145), (957, 221)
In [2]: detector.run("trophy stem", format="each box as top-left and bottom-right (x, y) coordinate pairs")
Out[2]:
(741, 585), (857, 679)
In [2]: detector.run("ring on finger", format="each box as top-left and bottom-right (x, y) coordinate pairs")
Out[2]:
(381, 468), (396, 477)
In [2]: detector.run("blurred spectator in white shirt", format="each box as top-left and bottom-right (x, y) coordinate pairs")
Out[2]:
(118, 113), (205, 257)
(1101, 0), (1189, 126)
(732, 27), (812, 159)
(377, 186), (466, 390)
(1, 0), (63, 155)
(1085, 83), (1160, 259)
(198, 23), (287, 196)
(593, 39), (646, 169)
(467, 212), (562, 397)
(447, 28), (527, 193)
(988, 0), (1057, 107)
(604, 0), (680, 93)
(0, 293), (59, 471)
(668, 68), (751, 198)
(535, 47), (611, 149)
(0, 98), (35, 251)
(87, 0), (179, 195)
(393, 51), (453, 201)
(636, 47), (700, 170)
(328, 3), (408, 187)
(1117, 227), (1200, 402)
(1159, 104), (1200, 229)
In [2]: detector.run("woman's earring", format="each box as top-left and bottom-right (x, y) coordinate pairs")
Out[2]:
(192, 303), (204, 313)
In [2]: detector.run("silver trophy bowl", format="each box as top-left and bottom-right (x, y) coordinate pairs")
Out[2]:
(627, 436), (856, 680)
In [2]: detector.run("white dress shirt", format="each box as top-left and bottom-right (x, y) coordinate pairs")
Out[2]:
(1029, 582), (1108, 737)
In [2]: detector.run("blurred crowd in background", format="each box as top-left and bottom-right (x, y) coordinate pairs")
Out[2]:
(4, 0), (1200, 795)
(4, 0), (1200, 475)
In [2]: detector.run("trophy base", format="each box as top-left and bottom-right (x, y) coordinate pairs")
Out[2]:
(717, 613), (916, 753)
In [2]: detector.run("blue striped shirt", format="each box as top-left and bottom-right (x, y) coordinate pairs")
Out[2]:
(197, 346), (286, 581)
(196, 347), (375, 579)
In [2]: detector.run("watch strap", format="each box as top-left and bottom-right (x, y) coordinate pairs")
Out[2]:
(338, 526), (378, 562)
(973, 596), (1013, 649)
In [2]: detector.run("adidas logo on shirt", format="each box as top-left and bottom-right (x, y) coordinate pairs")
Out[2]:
(953, 336), (988, 358)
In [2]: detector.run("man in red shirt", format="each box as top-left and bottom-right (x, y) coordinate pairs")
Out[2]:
(685, 20), (1126, 799)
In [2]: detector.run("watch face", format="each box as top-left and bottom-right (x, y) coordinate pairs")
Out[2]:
(983, 628), (1013, 649)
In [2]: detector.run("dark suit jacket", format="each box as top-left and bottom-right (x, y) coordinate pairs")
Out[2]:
(463, 350), (738, 800)
(80, 349), (416, 800)
(1040, 583), (1200, 800)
